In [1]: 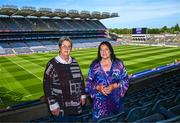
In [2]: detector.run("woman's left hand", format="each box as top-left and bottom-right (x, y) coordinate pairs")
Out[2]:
(105, 85), (113, 94)
(80, 98), (86, 105)
(105, 83), (120, 94)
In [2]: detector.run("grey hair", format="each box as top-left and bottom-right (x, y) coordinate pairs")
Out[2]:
(58, 36), (72, 47)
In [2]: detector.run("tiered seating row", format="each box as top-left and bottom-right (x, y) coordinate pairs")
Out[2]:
(0, 38), (116, 55)
(0, 18), (106, 31)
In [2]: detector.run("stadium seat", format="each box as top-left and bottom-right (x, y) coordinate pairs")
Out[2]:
(139, 93), (159, 105)
(135, 113), (165, 122)
(168, 104), (180, 115)
(152, 95), (177, 112)
(76, 112), (92, 122)
(175, 94), (180, 104)
(126, 103), (153, 122)
(156, 115), (180, 123)
(97, 111), (125, 123)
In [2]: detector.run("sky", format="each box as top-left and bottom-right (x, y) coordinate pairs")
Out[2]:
(0, 0), (179, 29)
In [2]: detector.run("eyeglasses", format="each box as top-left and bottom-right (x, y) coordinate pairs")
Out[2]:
(61, 44), (71, 50)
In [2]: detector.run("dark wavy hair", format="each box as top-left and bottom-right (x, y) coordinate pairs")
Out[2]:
(97, 41), (116, 62)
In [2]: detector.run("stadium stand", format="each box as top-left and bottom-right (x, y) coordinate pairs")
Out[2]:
(0, 5), (119, 55)
(0, 46), (5, 55)
(0, 5), (179, 122)
(124, 33), (180, 47)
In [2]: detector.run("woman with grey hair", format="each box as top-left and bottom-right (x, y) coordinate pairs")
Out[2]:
(43, 36), (86, 122)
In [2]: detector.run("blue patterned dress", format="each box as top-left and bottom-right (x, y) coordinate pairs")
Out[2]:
(86, 59), (129, 120)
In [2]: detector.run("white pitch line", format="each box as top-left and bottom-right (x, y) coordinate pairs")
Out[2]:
(24, 94), (32, 97)
(7, 58), (42, 81)
(23, 92), (42, 98)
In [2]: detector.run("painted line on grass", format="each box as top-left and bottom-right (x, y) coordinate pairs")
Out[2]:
(23, 92), (42, 99)
(24, 94), (32, 98)
(7, 58), (42, 81)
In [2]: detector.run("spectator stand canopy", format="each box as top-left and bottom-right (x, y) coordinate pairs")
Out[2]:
(0, 5), (119, 19)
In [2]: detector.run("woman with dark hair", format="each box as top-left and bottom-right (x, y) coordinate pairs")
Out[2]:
(86, 41), (129, 121)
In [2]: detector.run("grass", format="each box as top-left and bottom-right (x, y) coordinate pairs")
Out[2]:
(0, 45), (179, 107)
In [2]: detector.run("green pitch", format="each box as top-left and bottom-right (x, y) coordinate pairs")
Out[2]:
(0, 45), (180, 107)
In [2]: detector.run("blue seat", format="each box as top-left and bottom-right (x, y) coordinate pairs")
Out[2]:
(125, 100), (141, 112)
(139, 93), (159, 105)
(168, 104), (180, 115)
(76, 112), (92, 122)
(126, 103), (153, 122)
(175, 94), (180, 104)
(152, 95), (176, 112)
(135, 113), (165, 122)
(76, 105), (92, 122)
(152, 95), (178, 119)
(156, 115), (180, 123)
(97, 112), (125, 123)
(157, 106), (176, 119)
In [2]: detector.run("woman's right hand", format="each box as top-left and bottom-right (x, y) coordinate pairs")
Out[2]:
(51, 108), (60, 116)
(96, 85), (108, 96)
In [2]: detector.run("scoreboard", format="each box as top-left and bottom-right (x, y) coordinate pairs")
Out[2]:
(132, 28), (147, 34)
(132, 28), (149, 41)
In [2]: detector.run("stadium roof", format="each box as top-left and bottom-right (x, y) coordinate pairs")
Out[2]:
(0, 5), (118, 19)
